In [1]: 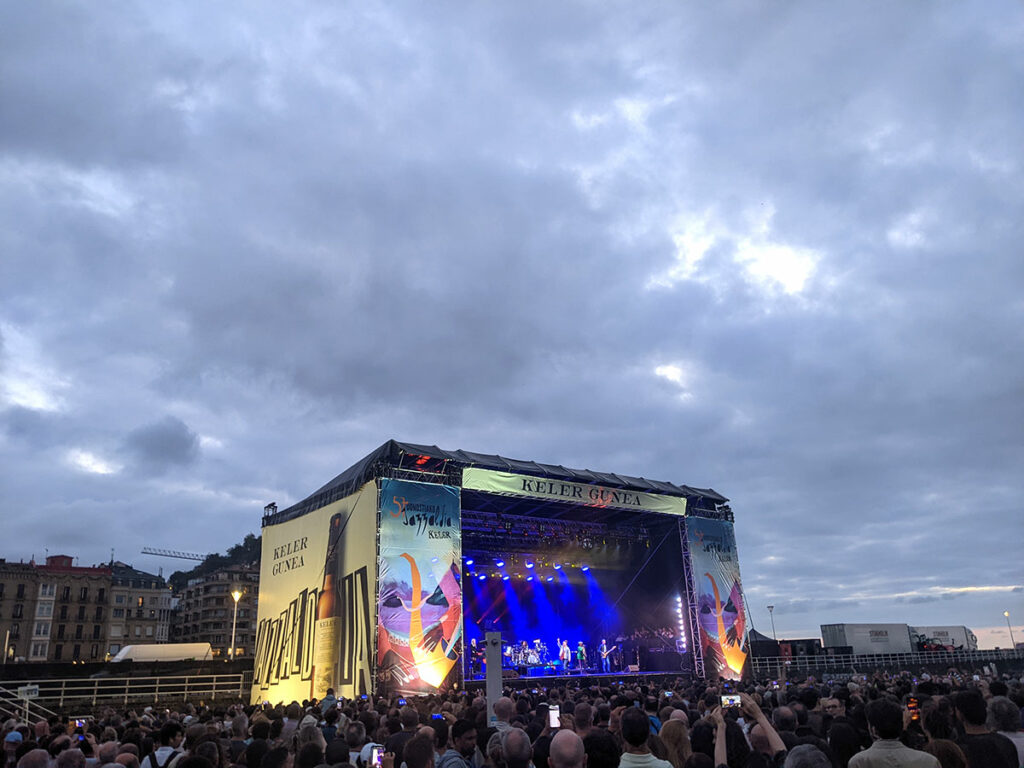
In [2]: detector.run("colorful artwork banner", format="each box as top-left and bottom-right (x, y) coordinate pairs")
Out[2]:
(686, 517), (747, 680)
(376, 478), (462, 695)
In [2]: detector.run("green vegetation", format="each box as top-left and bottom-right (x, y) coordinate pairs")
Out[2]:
(168, 532), (261, 592)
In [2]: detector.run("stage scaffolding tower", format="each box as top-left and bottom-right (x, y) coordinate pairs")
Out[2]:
(678, 518), (704, 679)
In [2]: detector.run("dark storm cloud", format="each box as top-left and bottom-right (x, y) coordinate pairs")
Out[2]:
(123, 416), (200, 474)
(0, 1), (1021, 639)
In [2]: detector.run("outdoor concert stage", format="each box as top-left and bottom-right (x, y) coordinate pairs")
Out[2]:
(252, 440), (750, 704)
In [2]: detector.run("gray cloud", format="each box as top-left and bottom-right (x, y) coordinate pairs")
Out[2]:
(123, 416), (200, 474)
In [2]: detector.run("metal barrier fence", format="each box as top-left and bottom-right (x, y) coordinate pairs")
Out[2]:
(751, 648), (1024, 677)
(0, 672), (252, 711)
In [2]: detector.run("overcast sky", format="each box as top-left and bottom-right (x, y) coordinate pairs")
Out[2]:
(2, 2), (1021, 649)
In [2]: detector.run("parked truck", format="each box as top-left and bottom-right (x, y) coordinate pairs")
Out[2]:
(910, 625), (978, 651)
(820, 623), (914, 655)
(110, 643), (213, 662)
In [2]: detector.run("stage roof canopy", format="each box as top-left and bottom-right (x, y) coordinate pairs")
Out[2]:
(265, 439), (728, 526)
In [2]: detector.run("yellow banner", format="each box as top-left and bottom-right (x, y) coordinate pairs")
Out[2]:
(251, 481), (378, 704)
(461, 468), (686, 516)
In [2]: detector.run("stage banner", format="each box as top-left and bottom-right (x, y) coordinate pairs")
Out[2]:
(462, 467), (686, 516)
(251, 481), (377, 704)
(377, 478), (463, 695)
(686, 518), (747, 680)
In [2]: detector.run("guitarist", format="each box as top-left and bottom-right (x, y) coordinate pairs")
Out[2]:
(599, 638), (617, 673)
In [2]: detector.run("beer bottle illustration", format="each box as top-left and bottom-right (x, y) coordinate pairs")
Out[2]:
(313, 512), (344, 697)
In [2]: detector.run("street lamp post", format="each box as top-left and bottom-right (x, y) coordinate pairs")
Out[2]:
(1006, 611), (1016, 648)
(767, 605), (777, 641)
(230, 589), (243, 660)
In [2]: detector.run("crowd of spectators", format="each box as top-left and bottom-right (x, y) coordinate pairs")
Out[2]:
(3, 668), (1023, 768)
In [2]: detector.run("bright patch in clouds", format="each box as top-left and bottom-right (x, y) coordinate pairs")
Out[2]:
(649, 204), (819, 295)
(654, 363), (695, 401)
(67, 449), (121, 475)
(0, 323), (69, 412)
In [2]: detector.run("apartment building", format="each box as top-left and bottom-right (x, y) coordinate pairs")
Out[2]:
(172, 564), (258, 658)
(107, 562), (172, 657)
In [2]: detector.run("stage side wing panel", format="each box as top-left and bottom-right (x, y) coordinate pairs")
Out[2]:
(251, 480), (377, 703)
(686, 518), (748, 680)
(377, 478), (462, 696)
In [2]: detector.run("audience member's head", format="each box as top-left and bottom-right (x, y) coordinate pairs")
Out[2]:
(548, 730), (585, 768)
(403, 735), (434, 768)
(953, 691), (987, 728)
(620, 708), (650, 749)
(782, 745), (830, 768)
(921, 739), (967, 768)
(865, 698), (904, 740)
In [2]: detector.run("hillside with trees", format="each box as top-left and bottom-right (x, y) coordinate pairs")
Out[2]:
(168, 532), (261, 592)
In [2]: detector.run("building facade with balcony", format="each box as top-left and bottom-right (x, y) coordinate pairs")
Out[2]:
(0, 560), (40, 662)
(31, 555), (112, 662)
(107, 562), (172, 657)
(172, 564), (258, 658)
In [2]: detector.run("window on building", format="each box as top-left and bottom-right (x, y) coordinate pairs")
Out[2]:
(79, 587), (89, 601)
(77, 606), (86, 620)
(75, 625), (83, 640)
(115, 595), (126, 605)
(137, 597), (144, 608)
(31, 642), (47, 658)
(56, 624), (65, 639)
(54, 644), (63, 660)
(36, 603), (53, 618)
(12, 604), (23, 619)
(90, 644), (99, 659)
(0, 585), (4, 599)
(92, 625), (101, 640)
(39, 584), (55, 597)
(61, 586), (71, 601)
(113, 608), (124, 618)
(94, 607), (104, 621)
(97, 588), (105, 603)
(16, 584), (25, 600)
(109, 644), (120, 654)
(59, 605), (68, 620)
(134, 626), (141, 637)
(149, 610), (155, 619)
(110, 625), (122, 638)
(9, 624), (19, 639)
(34, 622), (50, 637)
(72, 644), (81, 659)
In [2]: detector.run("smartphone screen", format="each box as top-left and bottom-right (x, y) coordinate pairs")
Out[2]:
(721, 694), (741, 709)
(431, 713), (444, 721)
(907, 697), (920, 721)
(371, 746), (384, 767)
(548, 705), (560, 728)
(398, 698), (407, 706)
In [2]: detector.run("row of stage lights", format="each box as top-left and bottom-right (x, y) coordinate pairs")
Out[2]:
(675, 595), (688, 651)
(464, 557), (590, 583)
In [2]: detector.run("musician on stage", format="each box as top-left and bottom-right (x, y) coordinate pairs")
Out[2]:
(576, 640), (587, 671)
(559, 639), (571, 669)
(470, 638), (483, 678)
(599, 638), (615, 673)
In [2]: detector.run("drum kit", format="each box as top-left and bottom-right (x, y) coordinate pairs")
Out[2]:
(504, 640), (550, 667)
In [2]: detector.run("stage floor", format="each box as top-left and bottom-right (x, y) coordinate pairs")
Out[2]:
(462, 668), (694, 691)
